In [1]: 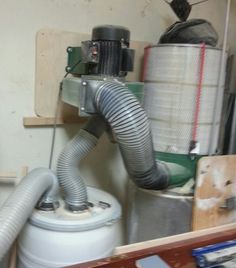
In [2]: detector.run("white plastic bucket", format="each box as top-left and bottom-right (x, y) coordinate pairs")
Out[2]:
(18, 187), (121, 268)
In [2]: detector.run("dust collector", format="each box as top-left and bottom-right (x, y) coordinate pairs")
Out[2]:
(0, 25), (225, 267)
(127, 44), (225, 243)
(16, 25), (173, 267)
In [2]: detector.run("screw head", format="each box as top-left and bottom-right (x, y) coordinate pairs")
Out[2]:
(82, 82), (87, 86)
(67, 47), (73, 53)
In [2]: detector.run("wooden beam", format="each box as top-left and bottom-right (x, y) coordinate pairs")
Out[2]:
(0, 178), (16, 184)
(21, 166), (28, 178)
(68, 223), (236, 268)
(9, 242), (17, 268)
(0, 166), (28, 185)
(23, 116), (86, 126)
(0, 172), (16, 178)
(0, 172), (17, 185)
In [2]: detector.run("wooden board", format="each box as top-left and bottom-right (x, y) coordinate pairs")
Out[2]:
(23, 116), (86, 127)
(192, 155), (236, 231)
(69, 222), (236, 268)
(0, 167), (28, 185)
(35, 28), (150, 117)
(0, 171), (17, 184)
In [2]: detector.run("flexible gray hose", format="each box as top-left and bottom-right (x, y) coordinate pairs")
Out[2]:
(57, 116), (106, 211)
(95, 81), (169, 190)
(0, 168), (58, 261)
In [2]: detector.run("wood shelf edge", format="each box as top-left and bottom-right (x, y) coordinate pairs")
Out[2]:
(23, 116), (87, 126)
(115, 222), (236, 255)
(70, 223), (236, 268)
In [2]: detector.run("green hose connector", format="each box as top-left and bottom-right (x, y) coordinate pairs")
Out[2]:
(126, 82), (144, 104)
(155, 151), (203, 187)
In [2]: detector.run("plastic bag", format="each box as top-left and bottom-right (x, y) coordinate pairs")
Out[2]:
(159, 19), (218, 46)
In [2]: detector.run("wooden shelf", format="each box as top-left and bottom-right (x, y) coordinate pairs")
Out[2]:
(69, 223), (236, 268)
(23, 116), (86, 127)
(0, 166), (28, 185)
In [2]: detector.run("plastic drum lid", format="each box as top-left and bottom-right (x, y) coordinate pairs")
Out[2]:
(29, 187), (121, 232)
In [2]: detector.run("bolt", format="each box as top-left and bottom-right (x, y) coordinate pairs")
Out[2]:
(67, 47), (73, 53)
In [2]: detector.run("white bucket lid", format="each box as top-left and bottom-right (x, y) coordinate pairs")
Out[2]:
(29, 187), (121, 232)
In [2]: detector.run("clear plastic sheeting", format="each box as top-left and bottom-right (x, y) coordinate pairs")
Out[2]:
(159, 19), (218, 46)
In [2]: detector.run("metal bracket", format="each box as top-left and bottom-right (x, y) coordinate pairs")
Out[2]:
(79, 76), (124, 116)
(79, 76), (104, 116)
(61, 76), (104, 117)
(66, 47), (88, 75)
(81, 41), (100, 64)
(220, 197), (236, 211)
(62, 75), (126, 117)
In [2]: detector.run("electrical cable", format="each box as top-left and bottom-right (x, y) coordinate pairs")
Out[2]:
(191, 0), (209, 6)
(48, 59), (82, 169)
(192, 43), (206, 143)
(163, 0), (209, 6)
(48, 83), (62, 169)
(189, 42), (206, 156)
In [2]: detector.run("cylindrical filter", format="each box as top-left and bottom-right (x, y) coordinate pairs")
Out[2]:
(127, 182), (193, 243)
(144, 44), (225, 155)
(18, 187), (121, 268)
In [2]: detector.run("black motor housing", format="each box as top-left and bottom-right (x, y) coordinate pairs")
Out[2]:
(82, 25), (134, 77)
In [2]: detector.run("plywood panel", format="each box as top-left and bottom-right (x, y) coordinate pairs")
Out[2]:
(192, 155), (236, 230)
(35, 28), (150, 117)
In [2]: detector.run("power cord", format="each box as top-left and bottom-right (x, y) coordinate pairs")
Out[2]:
(191, 0), (209, 6)
(48, 59), (82, 169)
(164, 0), (209, 5)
